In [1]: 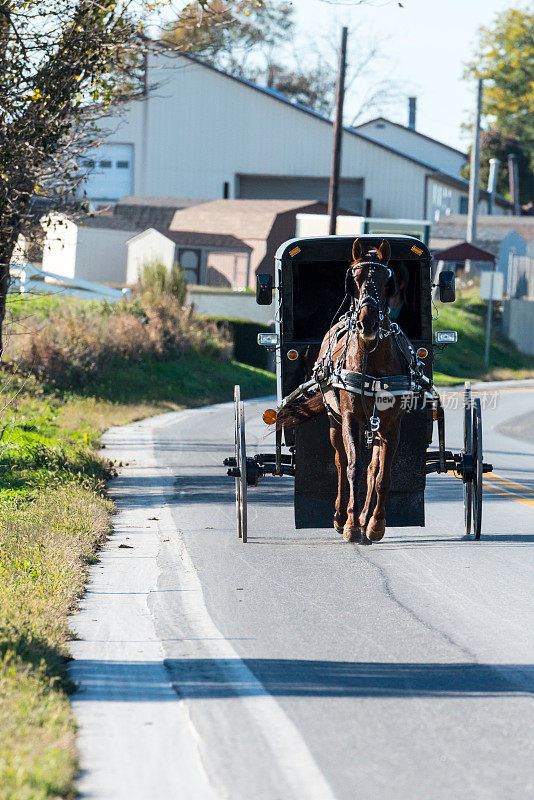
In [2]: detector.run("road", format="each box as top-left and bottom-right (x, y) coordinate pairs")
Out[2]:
(70, 383), (534, 800)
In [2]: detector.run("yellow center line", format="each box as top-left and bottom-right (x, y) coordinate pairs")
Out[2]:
(486, 472), (534, 495)
(484, 482), (534, 509)
(446, 469), (534, 508)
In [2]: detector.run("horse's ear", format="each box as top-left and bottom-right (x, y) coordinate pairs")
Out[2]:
(352, 238), (363, 261)
(378, 240), (391, 264)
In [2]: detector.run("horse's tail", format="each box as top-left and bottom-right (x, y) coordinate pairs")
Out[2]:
(276, 391), (325, 431)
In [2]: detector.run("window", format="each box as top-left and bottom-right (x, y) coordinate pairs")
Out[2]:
(100, 160), (112, 169)
(459, 196), (468, 214)
(85, 159), (95, 169)
(178, 248), (201, 284)
(116, 160), (129, 169)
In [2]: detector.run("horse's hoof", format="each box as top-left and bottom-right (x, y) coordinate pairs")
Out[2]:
(359, 528), (373, 545)
(366, 520), (385, 542)
(343, 526), (361, 543)
(333, 521), (344, 534)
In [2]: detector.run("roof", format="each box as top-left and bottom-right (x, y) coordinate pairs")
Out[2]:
(169, 199), (328, 240)
(76, 213), (142, 232)
(354, 117), (468, 158)
(116, 196), (208, 209)
(434, 241), (495, 263)
(434, 214), (534, 242)
(153, 228), (251, 250)
(165, 51), (509, 208)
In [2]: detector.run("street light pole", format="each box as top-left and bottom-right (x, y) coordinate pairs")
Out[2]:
(328, 26), (348, 236)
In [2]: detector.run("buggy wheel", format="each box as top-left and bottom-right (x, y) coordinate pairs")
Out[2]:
(234, 386), (242, 539)
(472, 398), (483, 540)
(237, 399), (248, 543)
(463, 381), (473, 535)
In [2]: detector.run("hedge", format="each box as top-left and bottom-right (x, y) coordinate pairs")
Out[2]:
(201, 316), (274, 371)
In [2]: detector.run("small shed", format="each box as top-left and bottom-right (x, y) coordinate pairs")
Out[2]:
(42, 213), (141, 284)
(126, 228), (252, 287)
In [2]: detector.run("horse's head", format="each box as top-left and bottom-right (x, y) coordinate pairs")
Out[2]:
(346, 238), (395, 345)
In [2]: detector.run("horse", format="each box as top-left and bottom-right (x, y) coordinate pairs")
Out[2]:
(277, 238), (417, 545)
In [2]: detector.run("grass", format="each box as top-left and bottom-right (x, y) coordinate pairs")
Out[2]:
(432, 292), (534, 385)
(0, 341), (275, 798)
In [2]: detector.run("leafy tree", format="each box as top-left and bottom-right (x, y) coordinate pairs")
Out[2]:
(162, 0), (294, 78)
(0, 0), (172, 352)
(464, 7), (534, 205)
(476, 129), (534, 206)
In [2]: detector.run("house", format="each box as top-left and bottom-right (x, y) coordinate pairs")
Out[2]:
(354, 115), (467, 177)
(126, 228), (252, 287)
(81, 47), (510, 223)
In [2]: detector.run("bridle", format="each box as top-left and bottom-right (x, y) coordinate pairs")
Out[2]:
(347, 259), (395, 351)
(350, 259), (393, 325)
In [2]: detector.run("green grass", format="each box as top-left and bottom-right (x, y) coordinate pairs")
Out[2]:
(0, 349), (275, 799)
(432, 292), (534, 385)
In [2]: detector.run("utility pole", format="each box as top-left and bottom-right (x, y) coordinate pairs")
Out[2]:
(328, 26), (348, 236)
(484, 260), (496, 371)
(467, 79), (483, 244)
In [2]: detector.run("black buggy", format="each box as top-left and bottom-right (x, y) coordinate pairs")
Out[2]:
(224, 235), (492, 542)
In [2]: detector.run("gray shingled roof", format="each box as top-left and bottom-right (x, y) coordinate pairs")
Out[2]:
(156, 229), (252, 250)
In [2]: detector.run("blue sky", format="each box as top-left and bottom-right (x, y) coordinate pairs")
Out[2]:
(289, 0), (515, 150)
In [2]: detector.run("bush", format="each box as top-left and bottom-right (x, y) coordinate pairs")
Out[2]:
(202, 316), (274, 371)
(5, 297), (232, 389)
(136, 260), (187, 305)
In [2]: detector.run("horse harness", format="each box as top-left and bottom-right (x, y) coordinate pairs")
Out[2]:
(280, 259), (434, 448)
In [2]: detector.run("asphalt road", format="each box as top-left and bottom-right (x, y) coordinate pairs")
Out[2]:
(70, 383), (534, 800)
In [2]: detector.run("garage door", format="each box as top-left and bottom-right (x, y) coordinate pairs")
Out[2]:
(237, 174), (364, 214)
(82, 144), (134, 201)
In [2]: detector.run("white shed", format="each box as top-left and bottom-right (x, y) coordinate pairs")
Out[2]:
(42, 213), (140, 284)
(126, 228), (252, 288)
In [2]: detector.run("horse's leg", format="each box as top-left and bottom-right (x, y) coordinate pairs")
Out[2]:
(330, 421), (348, 533)
(359, 441), (380, 533)
(366, 425), (401, 542)
(341, 408), (364, 543)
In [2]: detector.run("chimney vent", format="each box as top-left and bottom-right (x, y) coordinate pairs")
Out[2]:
(408, 97), (417, 130)
(507, 154), (520, 216)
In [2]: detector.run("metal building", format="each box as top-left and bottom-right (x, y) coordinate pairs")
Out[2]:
(83, 48), (510, 222)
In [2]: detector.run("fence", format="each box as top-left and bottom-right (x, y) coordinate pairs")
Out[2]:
(10, 262), (130, 302)
(507, 254), (534, 299)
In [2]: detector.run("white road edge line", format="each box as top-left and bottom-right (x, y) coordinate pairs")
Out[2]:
(149, 409), (337, 800)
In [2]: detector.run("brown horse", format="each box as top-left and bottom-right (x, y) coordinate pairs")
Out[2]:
(278, 238), (416, 545)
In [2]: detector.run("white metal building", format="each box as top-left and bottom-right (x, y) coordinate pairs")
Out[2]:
(83, 48), (510, 223)
(354, 117), (467, 177)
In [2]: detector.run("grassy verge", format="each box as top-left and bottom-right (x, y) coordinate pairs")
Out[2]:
(0, 352), (275, 799)
(433, 292), (534, 385)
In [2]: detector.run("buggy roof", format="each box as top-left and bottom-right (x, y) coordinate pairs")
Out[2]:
(276, 235), (431, 264)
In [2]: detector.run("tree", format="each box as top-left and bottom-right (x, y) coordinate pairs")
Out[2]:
(464, 7), (534, 205)
(164, 2), (403, 120)
(162, 0), (294, 79)
(0, 1), (173, 352)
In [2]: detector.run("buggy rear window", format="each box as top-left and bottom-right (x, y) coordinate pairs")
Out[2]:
(289, 259), (422, 342)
